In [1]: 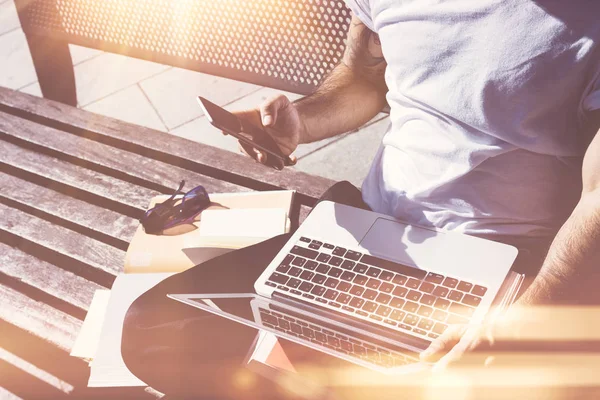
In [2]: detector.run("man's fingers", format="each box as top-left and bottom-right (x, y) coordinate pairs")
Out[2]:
(420, 325), (466, 362)
(260, 95), (289, 127)
(432, 328), (480, 371)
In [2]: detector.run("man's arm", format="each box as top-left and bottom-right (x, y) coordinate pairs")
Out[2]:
(517, 111), (600, 304)
(294, 14), (388, 143)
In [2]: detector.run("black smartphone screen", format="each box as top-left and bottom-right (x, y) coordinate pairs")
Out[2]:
(198, 96), (289, 170)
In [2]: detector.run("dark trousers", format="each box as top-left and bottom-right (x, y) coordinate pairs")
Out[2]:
(121, 182), (370, 399)
(121, 182), (550, 399)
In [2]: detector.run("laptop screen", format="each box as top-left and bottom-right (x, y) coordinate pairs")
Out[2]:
(169, 293), (427, 376)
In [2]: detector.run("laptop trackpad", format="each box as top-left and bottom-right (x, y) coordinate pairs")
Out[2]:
(359, 218), (443, 268)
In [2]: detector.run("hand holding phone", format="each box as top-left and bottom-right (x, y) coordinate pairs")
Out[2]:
(198, 96), (298, 170)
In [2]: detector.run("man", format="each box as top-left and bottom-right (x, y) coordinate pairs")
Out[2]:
(123, 1), (600, 397)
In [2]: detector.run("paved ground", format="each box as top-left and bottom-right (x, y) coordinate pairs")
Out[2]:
(0, 0), (389, 187)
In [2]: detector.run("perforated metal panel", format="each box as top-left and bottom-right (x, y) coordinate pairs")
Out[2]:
(19, 0), (352, 94)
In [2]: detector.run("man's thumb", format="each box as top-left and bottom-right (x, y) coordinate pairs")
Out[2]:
(260, 95), (288, 127)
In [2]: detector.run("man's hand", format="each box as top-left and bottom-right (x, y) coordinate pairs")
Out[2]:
(229, 94), (303, 166)
(420, 323), (496, 370)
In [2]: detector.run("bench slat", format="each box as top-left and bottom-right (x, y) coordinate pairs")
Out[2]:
(0, 285), (81, 352)
(1, 173), (138, 249)
(1, 203), (123, 286)
(2, 140), (154, 214)
(0, 110), (249, 196)
(1, 242), (101, 318)
(0, 87), (334, 203)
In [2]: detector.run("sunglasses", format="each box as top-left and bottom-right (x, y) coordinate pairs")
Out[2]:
(140, 180), (211, 235)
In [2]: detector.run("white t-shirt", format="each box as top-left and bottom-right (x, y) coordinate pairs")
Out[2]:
(346, 0), (600, 238)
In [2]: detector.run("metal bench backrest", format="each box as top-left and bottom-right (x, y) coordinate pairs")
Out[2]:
(18, 0), (352, 95)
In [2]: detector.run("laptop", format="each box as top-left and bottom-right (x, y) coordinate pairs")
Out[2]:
(169, 201), (519, 373)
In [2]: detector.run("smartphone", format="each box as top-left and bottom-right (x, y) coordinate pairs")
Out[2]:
(197, 96), (294, 170)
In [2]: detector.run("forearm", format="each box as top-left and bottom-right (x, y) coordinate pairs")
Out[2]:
(517, 189), (600, 305)
(294, 64), (387, 144)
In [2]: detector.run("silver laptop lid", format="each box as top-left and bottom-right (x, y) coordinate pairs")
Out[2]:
(169, 293), (430, 375)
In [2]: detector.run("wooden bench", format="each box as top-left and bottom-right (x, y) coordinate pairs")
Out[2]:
(4, 2), (351, 396)
(0, 85), (335, 398)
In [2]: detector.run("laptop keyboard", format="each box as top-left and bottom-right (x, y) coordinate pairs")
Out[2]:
(258, 307), (416, 368)
(265, 237), (488, 341)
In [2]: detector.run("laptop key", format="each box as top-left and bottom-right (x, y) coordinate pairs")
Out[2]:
(403, 314), (419, 326)
(342, 306), (355, 313)
(340, 271), (355, 281)
(316, 263), (330, 274)
(276, 264), (290, 273)
(457, 281), (473, 292)
(392, 286), (408, 297)
(379, 282), (394, 293)
(349, 297), (365, 308)
(316, 298), (328, 304)
(428, 333), (439, 339)
(432, 286), (449, 298)
(366, 278), (382, 290)
(299, 281), (314, 292)
(419, 282), (435, 294)
(362, 301), (378, 313)
(302, 327), (315, 339)
(328, 267), (343, 278)
(399, 324), (413, 331)
(406, 290), (421, 301)
(413, 328), (427, 335)
(472, 285), (488, 296)
(392, 274), (408, 285)
(420, 294), (436, 306)
(286, 278), (301, 288)
(403, 301), (419, 313)
(369, 315), (383, 321)
(448, 290), (463, 301)
(362, 289), (378, 300)
(309, 242), (322, 250)
(311, 285), (326, 296)
(389, 297), (405, 309)
(375, 293), (391, 305)
(341, 260), (355, 270)
(277, 285), (289, 291)
(462, 294), (482, 307)
(312, 274), (327, 285)
(384, 319), (397, 326)
(265, 281), (277, 287)
(290, 246), (318, 259)
(303, 293), (315, 300)
(349, 285), (365, 296)
(290, 289), (302, 295)
(337, 282), (352, 292)
(324, 289), (339, 300)
(353, 275), (368, 285)
(316, 253), (331, 263)
(323, 243), (335, 249)
(418, 318), (434, 331)
(390, 309), (406, 321)
(337, 293), (352, 304)
(366, 267), (381, 278)
(328, 256), (343, 266)
(345, 250), (362, 261)
(417, 305), (433, 318)
(268, 272), (289, 284)
(425, 272), (445, 284)
(376, 305), (392, 317)
(406, 278), (421, 289)
(329, 302), (341, 308)
(442, 277), (458, 288)
(324, 278), (339, 288)
(333, 247), (347, 257)
(379, 271), (394, 282)
(434, 298), (450, 310)
(288, 267), (302, 277)
(354, 264), (369, 274)
(299, 237), (311, 243)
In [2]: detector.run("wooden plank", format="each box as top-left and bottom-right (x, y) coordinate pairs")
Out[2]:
(0, 87), (335, 204)
(2, 139), (153, 216)
(1, 203), (123, 286)
(0, 285), (81, 352)
(1, 173), (138, 249)
(0, 110), (249, 196)
(0, 359), (71, 400)
(0, 242), (101, 319)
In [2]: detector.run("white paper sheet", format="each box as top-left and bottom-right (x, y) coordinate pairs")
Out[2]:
(71, 289), (111, 360)
(88, 273), (173, 387)
(199, 208), (287, 238)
